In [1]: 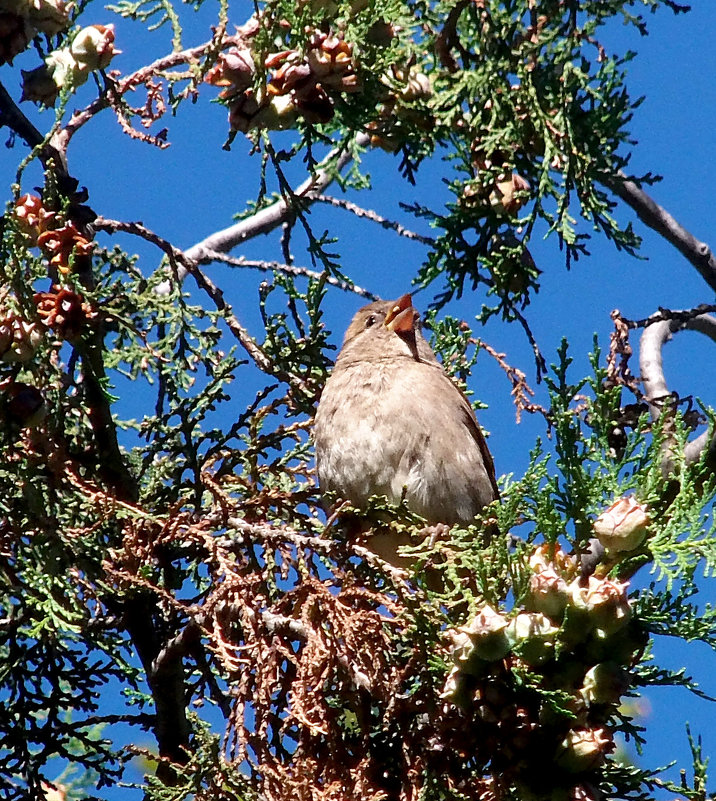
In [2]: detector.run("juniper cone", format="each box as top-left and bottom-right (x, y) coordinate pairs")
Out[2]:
(314, 293), (499, 562)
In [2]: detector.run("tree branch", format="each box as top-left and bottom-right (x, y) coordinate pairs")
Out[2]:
(0, 80), (69, 175)
(155, 132), (371, 293)
(606, 171), (716, 294)
(639, 312), (716, 469)
(0, 80), (43, 149)
(120, 596), (191, 782)
(1, 83), (136, 498)
(50, 27), (255, 156)
(197, 250), (378, 299)
(314, 194), (436, 246)
(620, 304), (716, 330)
(0, 81), (191, 786)
(95, 217), (309, 392)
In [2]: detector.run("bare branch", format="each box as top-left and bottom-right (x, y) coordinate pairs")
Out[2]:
(155, 132), (371, 292)
(0, 79), (44, 149)
(50, 27), (255, 156)
(607, 172), (716, 294)
(150, 620), (201, 676)
(473, 338), (548, 422)
(151, 609), (309, 677)
(186, 134), (369, 259)
(224, 515), (420, 598)
(511, 305), (547, 382)
(639, 311), (716, 467)
(618, 304), (716, 330)
(0, 79), (70, 176)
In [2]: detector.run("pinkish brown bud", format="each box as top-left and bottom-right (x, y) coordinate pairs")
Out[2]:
(490, 172), (530, 216)
(13, 194), (55, 241)
(34, 285), (95, 341)
(526, 566), (569, 619)
(205, 47), (255, 93)
(305, 32), (359, 93)
(268, 57), (312, 96)
(569, 576), (631, 636)
(555, 727), (614, 773)
(593, 497), (649, 554)
(228, 90), (261, 132)
(70, 24), (119, 71)
(37, 222), (94, 273)
(264, 49), (293, 69)
(293, 84), (334, 124)
(528, 543), (578, 578)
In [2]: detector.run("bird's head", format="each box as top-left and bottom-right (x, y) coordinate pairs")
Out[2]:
(336, 293), (435, 365)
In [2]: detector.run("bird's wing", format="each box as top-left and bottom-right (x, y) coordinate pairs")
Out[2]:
(426, 362), (499, 502)
(459, 399), (500, 500)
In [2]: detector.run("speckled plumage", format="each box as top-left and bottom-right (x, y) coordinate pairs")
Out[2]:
(314, 297), (498, 526)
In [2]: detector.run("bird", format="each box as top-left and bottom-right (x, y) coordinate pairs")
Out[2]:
(314, 293), (498, 564)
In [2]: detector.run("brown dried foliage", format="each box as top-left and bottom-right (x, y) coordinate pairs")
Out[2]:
(34, 285), (96, 341)
(92, 483), (503, 801)
(605, 309), (639, 395)
(475, 338), (547, 422)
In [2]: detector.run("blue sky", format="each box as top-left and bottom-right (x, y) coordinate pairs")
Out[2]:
(2, 0), (716, 795)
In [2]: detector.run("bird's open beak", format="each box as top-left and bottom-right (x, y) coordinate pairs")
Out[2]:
(384, 293), (418, 334)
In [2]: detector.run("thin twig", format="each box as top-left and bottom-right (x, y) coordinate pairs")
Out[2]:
(0, 80), (43, 149)
(314, 195), (436, 246)
(474, 338), (548, 422)
(223, 516), (422, 602)
(616, 304), (716, 330)
(50, 28), (255, 156)
(510, 305), (547, 382)
(150, 620), (202, 676)
(199, 250), (378, 299)
(606, 309), (640, 395)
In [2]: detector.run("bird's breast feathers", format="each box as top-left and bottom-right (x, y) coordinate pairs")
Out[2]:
(315, 360), (493, 521)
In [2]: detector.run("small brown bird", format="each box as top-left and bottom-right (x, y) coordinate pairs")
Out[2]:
(314, 294), (498, 560)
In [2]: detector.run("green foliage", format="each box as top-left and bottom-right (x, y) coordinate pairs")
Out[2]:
(634, 585), (716, 648)
(141, 715), (257, 801)
(647, 725), (711, 801)
(0, 0), (714, 799)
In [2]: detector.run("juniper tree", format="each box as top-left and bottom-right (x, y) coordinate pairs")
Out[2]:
(0, 0), (714, 799)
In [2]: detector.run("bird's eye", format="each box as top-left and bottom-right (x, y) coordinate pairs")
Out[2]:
(364, 314), (378, 329)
